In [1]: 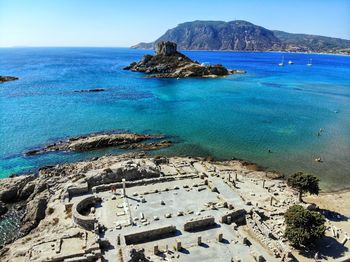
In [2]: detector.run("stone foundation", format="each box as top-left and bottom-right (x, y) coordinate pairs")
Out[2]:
(73, 196), (101, 231)
(183, 216), (215, 232)
(220, 209), (246, 225)
(124, 225), (176, 245)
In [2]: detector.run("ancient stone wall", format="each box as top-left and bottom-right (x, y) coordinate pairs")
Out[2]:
(92, 174), (198, 194)
(221, 209), (247, 225)
(73, 195), (100, 231)
(183, 216), (215, 232)
(67, 183), (89, 198)
(124, 225), (176, 245)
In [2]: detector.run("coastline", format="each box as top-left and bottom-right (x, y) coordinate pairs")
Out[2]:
(1, 152), (349, 261)
(131, 47), (350, 57)
(1, 151), (349, 194)
(1, 46), (349, 57)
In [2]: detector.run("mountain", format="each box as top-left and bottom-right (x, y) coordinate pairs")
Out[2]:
(272, 30), (350, 53)
(132, 20), (350, 54)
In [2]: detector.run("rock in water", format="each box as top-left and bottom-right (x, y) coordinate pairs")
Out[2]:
(124, 41), (245, 78)
(0, 76), (19, 83)
(24, 131), (172, 156)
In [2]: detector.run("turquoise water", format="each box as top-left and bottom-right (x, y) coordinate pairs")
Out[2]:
(0, 48), (349, 191)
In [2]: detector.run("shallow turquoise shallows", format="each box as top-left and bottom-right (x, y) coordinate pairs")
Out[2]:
(0, 48), (349, 191)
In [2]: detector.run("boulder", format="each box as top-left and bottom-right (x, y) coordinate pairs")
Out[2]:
(0, 175), (36, 203)
(22, 195), (48, 231)
(0, 201), (8, 217)
(19, 182), (36, 200)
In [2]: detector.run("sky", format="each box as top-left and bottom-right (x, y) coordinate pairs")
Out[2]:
(0, 0), (349, 47)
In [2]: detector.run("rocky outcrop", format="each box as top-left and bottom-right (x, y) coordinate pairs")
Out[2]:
(0, 76), (18, 83)
(25, 132), (172, 156)
(21, 196), (48, 234)
(124, 41), (244, 78)
(0, 201), (8, 217)
(85, 159), (161, 187)
(0, 175), (36, 203)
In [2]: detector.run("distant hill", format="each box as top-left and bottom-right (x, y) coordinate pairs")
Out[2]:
(132, 20), (350, 54)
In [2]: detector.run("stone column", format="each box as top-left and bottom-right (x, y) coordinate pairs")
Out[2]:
(176, 239), (182, 251)
(217, 233), (223, 242)
(154, 245), (159, 255)
(197, 236), (202, 245)
(122, 178), (126, 196)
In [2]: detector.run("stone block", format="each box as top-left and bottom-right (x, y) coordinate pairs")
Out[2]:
(184, 216), (215, 231)
(217, 233), (223, 242)
(175, 239), (182, 251)
(154, 245), (159, 255)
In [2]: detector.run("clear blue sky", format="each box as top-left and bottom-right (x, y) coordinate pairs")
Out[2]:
(0, 0), (349, 47)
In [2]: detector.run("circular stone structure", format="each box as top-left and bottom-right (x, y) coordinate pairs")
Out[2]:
(73, 195), (101, 230)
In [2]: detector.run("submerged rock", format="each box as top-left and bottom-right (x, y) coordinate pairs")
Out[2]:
(74, 88), (105, 93)
(124, 41), (245, 78)
(0, 76), (19, 83)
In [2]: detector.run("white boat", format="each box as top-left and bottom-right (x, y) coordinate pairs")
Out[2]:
(278, 56), (284, 66)
(288, 60), (294, 64)
(307, 58), (312, 66)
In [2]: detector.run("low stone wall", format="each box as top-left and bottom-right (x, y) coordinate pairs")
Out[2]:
(124, 225), (176, 245)
(73, 195), (100, 231)
(184, 216), (215, 232)
(92, 174), (198, 194)
(67, 183), (89, 198)
(221, 209), (246, 225)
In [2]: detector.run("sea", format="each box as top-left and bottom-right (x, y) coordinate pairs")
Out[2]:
(0, 48), (349, 192)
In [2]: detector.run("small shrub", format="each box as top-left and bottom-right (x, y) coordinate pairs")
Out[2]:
(47, 207), (55, 215)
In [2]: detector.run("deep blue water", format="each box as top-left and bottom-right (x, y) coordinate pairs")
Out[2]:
(0, 48), (349, 191)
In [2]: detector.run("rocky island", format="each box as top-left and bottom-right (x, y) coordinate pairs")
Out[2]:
(124, 41), (245, 78)
(0, 76), (19, 83)
(25, 132), (172, 156)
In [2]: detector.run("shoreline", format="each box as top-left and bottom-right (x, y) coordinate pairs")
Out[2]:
(1, 151), (350, 194)
(1, 152), (349, 261)
(131, 47), (350, 57)
(1, 46), (349, 57)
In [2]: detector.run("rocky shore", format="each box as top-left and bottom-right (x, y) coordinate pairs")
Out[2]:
(0, 153), (349, 261)
(0, 76), (19, 83)
(124, 41), (245, 78)
(25, 132), (172, 156)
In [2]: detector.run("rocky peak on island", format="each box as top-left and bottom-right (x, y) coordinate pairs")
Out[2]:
(156, 40), (177, 56)
(124, 41), (245, 78)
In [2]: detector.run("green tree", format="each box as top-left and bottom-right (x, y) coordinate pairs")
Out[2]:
(287, 172), (320, 202)
(284, 205), (326, 247)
